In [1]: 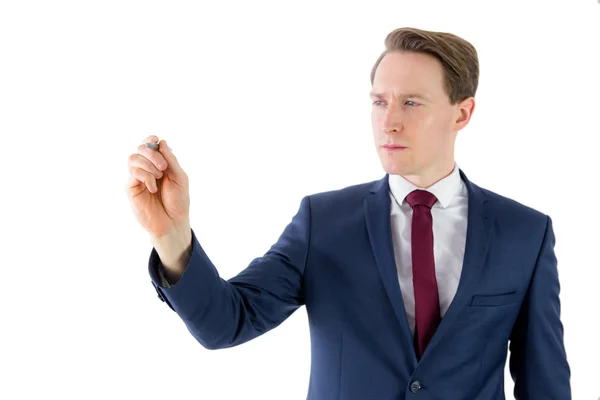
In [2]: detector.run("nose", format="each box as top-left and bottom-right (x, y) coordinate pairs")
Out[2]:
(381, 107), (403, 135)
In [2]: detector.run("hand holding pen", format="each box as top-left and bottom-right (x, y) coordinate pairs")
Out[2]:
(126, 135), (191, 240)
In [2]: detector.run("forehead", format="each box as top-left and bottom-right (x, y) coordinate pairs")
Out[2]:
(372, 51), (446, 98)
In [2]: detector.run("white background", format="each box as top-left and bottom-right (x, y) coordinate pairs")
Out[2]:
(1, 0), (599, 399)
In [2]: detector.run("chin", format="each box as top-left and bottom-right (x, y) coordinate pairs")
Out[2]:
(382, 162), (410, 176)
(377, 149), (412, 175)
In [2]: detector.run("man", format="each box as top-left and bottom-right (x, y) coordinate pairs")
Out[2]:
(126, 27), (571, 399)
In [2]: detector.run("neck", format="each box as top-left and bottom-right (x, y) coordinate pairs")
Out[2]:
(401, 160), (455, 189)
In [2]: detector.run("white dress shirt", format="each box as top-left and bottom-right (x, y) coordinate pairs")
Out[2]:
(388, 162), (469, 336)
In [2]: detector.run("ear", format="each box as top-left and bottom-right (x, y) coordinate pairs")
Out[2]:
(454, 97), (476, 130)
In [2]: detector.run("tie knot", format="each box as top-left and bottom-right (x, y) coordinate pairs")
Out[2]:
(405, 189), (438, 209)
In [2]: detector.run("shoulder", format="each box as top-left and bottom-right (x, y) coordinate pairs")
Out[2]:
(475, 184), (550, 230)
(305, 178), (382, 210)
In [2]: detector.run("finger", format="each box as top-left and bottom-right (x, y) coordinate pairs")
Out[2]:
(131, 167), (158, 193)
(128, 154), (164, 180)
(126, 173), (143, 192)
(158, 139), (186, 179)
(137, 143), (168, 172)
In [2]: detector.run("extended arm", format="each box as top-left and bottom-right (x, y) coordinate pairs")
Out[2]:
(149, 196), (311, 350)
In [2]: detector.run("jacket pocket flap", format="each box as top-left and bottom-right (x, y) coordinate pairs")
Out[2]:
(470, 291), (517, 307)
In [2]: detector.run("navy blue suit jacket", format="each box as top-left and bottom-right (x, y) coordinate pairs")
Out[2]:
(149, 169), (571, 399)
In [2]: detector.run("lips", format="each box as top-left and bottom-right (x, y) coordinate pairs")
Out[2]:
(383, 145), (407, 149)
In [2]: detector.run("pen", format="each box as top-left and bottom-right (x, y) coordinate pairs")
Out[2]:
(145, 142), (172, 151)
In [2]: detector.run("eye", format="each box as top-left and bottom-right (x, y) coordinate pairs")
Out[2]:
(405, 100), (419, 107)
(373, 100), (384, 106)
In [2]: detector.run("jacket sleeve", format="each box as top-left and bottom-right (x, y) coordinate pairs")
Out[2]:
(148, 196), (311, 350)
(509, 215), (571, 399)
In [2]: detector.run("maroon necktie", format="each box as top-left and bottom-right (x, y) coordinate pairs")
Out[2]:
(406, 189), (441, 359)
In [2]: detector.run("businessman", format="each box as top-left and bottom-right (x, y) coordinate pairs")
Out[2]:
(126, 27), (571, 399)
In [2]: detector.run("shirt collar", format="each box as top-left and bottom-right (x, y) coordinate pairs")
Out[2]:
(388, 162), (462, 209)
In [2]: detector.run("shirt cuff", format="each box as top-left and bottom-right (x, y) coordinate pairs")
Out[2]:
(156, 261), (173, 288)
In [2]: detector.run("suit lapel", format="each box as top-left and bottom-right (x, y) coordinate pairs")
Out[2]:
(364, 168), (494, 365)
(364, 173), (417, 362)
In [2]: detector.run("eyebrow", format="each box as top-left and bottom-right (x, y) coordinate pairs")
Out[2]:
(369, 92), (430, 101)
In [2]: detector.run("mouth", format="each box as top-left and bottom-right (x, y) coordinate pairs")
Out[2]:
(382, 145), (408, 150)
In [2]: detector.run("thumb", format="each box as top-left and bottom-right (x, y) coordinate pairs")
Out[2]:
(158, 139), (186, 179)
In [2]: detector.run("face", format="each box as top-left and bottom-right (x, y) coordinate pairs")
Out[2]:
(371, 51), (475, 188)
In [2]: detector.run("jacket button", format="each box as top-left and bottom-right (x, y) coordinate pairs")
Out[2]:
(409, 380), (422, 393)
